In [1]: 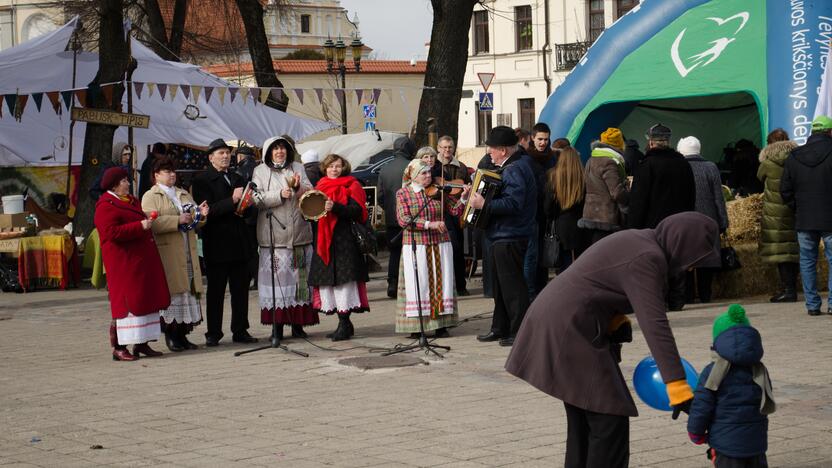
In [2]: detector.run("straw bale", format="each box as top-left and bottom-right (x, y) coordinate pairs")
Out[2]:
(724, 193), (763, 244)
(713, 241), (828, 299)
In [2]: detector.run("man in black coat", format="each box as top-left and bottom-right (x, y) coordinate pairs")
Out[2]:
(628, 124), (696, 310)
(377, 136), (415, 298)
(192, 139), (258, 346)
(780, 116), (832, 316)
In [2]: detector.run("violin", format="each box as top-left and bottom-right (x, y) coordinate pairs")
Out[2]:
(425, 177), (466, 199)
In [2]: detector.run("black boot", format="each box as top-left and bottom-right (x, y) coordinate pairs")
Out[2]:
(331, 314), (351, 341)
(165, 324), (184, 352)
(179, 327), (198, 350)
(291, 324), (308, 339)
(271, 324), (284, 341)
(771, 263), (798, 302)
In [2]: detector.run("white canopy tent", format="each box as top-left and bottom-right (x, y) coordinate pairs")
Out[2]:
(0, 18), (336, 167)
(295, 131), (404, 169)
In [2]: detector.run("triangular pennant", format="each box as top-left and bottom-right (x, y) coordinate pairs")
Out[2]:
(181, 85), (190, 100)
(204, 86), (214, 103)
(240, 87), (250, 103)
(355, 88), (364, 104)
(271, 88), (283, 103)
(218, 87), (227, 105)
(102, 85), (114, 107)
(31, 92), (44, 112)
(334, 88), (344, 103)
(314, 88), (323, 104)
(191, 85), (202, 102)
(250, 88), (260, 103)
(14, 95), (28, 121)
(74, 89), (87, 107)
(158, 83), (168, 101)
(372, 88), (382, 104)
(147, 82), (156, 98)
(4, 94), (17, 115)
(169, 84), (179, 101)
(229, 87), (238, 103)
(259, 87), (270, 104)
(87, 84), (101, 106)
(46, 91), (61, 114)
(61, 90), (73, 110)
(294, 88), (304, 105)
(134, 81), (144, 98)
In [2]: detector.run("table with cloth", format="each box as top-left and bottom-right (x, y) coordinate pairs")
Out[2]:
(16, 234), (80, 291)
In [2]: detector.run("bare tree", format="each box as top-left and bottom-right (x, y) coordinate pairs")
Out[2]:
(414, 0), (479, 147)
(74, 0), (132, 237)
(235, 0), (288, 111)
(142, 0), (188, 61)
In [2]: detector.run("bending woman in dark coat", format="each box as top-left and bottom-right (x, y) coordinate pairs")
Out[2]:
(505, 212), (720, 468)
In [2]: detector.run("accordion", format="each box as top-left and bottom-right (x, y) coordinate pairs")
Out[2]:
(463, 169), (501, 229)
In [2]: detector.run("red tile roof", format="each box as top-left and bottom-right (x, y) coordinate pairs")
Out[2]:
(204, 60), (427, 77)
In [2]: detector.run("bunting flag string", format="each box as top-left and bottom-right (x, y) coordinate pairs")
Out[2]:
(218, 87), (227, 104)
(170, 84), (179, 101)
(294, 88), (304, 105)
(147, 82), (156, 98)
(46, 91), (61, 114)
(372, 88), (382, 104)
(134, 81), (144, 99)
(74, 89), (87, 107)
(60, 90), (73, 110)
(14, 95), (28, 121)
(258, 87), (270, 105)
(240, 87), (250, 104)
(250, 87), (260, 104)
(229, 87), (238, 103)
(192, 85), (202, 103)
(4, 94), (17, 115)
(102, 86), (114, 107)
(314, 88), (323, 104)
(31, 92), (43, 112)
(204, 86), (214, 103)
(355, 88), (363, 104)
(158, 84), (168, 101)
(181, 84), (190, 100)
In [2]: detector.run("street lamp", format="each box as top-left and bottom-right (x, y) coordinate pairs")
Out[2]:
(322, 36), (363, 134)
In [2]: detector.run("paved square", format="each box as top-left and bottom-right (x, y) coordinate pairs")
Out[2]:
(1, 265), (831, 467)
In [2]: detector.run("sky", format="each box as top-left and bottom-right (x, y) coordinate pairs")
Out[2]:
(338, 0), (434, 60)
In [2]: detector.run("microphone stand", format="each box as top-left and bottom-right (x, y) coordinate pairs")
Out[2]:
(236, 210), (308, 358)
(383, 190), (451, 359)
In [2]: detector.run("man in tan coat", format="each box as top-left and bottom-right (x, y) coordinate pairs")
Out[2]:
(505, 212), (720, 468)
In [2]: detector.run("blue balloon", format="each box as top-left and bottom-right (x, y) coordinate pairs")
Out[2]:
(633, 356), (699, 411)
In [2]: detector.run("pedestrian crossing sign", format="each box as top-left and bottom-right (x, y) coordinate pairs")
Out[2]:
(479, 92), (494, 111)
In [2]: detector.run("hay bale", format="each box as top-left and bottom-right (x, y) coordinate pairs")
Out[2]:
(713, 241), (828, 299)
(724, 193), (763, 244)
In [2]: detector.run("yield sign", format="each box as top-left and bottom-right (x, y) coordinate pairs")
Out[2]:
(477, 72), (495, 92)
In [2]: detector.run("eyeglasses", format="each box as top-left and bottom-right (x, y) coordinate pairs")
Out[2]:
(438, 146), (454, 150)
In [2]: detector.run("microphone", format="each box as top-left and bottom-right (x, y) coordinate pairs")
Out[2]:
(267, 211), (286, 230)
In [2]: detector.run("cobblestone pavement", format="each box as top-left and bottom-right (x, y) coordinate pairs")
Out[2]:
(1, 265), (831, 467)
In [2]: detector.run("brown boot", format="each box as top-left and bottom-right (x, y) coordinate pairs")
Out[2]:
(132, 343), (163, 357)
(112, 347), (138, 361)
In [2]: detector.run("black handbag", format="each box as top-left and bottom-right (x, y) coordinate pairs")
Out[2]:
(541, 219), (560, 268)
(350, 220), (378, 256)
(720, 238), (741, 271)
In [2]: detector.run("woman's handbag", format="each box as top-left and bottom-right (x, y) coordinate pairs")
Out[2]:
(350, 220), (378, 256)
(720, 237), (741, 271)
(541, 219), (560, 268)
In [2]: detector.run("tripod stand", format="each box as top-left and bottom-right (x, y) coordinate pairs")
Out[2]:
(236, 212), (308, 358)
(383, 191), (450, 359)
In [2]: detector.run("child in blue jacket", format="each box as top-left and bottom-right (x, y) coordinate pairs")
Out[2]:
(687, 304), (775, 467)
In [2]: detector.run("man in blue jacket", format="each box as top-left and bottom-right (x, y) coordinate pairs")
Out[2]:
(468, 126), (537, 346)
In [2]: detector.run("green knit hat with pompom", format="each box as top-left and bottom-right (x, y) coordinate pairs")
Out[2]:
(712, 304), (750, 340)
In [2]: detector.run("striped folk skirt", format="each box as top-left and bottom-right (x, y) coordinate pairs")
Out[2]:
(115, 312), (161, 345)
(395, 241), (458, 333)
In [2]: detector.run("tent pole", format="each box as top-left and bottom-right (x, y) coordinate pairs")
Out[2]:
(65, 24), (80, 202)
(126, 24), (136, 196)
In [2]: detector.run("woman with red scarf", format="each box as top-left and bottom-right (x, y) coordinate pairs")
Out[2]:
(94, 167), (171, 361)
(308, 154), (370, 341)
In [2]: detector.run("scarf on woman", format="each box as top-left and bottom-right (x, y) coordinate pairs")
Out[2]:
(315, 175), (367, 264)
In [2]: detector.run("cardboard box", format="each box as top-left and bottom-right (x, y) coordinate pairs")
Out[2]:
(0, 212), (28, 229)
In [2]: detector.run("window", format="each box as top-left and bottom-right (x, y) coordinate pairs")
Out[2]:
(300, 14), (311, 33)
(616, 0), (638, 19)
(473, 10), (489, 54)
(588, 0), (605, 43)
(515, 5), (532, 51)
(518, 99), (535, 132)
(476, 101), (493, 146)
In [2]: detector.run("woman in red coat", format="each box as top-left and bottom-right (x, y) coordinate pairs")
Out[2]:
(95, 167), (171, 361)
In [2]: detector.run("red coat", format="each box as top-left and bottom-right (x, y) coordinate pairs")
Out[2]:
(94, 192), (171, 319)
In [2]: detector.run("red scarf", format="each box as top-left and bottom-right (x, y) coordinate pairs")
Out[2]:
(315, 175), (367, 264)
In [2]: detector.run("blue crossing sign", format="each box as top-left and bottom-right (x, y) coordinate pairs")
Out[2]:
(479, 92), (494, 111)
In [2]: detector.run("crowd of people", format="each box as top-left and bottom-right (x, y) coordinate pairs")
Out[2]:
(91, 114), (832, 467)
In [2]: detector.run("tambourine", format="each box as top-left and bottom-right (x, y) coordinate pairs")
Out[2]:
(299, 190), (327, 220)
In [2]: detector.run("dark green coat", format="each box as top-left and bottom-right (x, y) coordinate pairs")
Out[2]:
(757, 140), (799, 263)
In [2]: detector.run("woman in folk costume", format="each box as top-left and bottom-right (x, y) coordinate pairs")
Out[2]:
(94, 167), (170, 361)
(141, 156), (209, 352)
(308, 154), (370, 341)
(251, 135), (319, 340)
(395, 159), (469, 339)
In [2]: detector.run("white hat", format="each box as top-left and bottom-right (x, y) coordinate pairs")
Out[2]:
(301, 149), (319, 164)
(677, 136), (701, 156)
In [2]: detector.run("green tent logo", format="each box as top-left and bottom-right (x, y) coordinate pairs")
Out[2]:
(671, 12), (750, 77)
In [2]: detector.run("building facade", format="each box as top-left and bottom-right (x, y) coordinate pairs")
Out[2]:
(0, 0), (61, 51)
(457, 0), (639, 153)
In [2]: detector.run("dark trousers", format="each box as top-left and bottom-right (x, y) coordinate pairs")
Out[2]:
(386, 225), (402, 287)
(447, 219), (467, 293)
(710, 449), (768, 468)
(776, 262), (798, 292)
(490, 239), (530, 337)
(564, 403), (629, 468)
(479, 231), (493, 297)
(685, 268), (715, 303)
(205, 259), (250, 340)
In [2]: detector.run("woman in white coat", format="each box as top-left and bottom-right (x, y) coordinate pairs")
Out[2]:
(251, 135), (317, 340)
